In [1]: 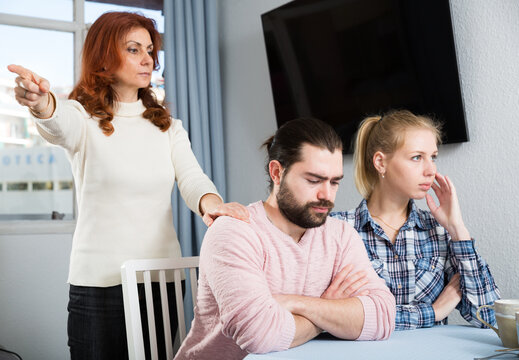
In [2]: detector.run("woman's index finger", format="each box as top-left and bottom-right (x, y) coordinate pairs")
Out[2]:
(7, 64), (32, 79)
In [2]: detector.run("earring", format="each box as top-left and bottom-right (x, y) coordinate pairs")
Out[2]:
(381, 172), (385, 179)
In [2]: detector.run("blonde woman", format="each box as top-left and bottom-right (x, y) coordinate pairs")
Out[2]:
(331, 110), (500, 330)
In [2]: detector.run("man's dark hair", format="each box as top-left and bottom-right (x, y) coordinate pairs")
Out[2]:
(262, 118), (343, 191)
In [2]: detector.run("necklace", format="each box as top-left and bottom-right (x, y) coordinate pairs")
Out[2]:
(372, 215), (405, 232)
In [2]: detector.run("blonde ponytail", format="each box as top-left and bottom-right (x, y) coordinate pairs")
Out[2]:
(353, 110), (442, 200)
(354, 116), (381, 199)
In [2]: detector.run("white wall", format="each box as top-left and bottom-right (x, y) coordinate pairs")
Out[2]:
(0, 233), (71, 359)
(220, 0), (519, 315)
(220, 0), (293, 204)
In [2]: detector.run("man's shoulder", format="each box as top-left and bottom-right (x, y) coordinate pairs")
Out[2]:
(210, 200), (262, 227)
(203, 202), (265, 247)
(325, 214), (356, 232)
(320, 215), (360, 245)
(206, 215), (256, 241)
(199, 206), (268, 268)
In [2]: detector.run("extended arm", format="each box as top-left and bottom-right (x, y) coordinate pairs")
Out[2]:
(8, 64), (54, 118)
(8, 64), (85, 153)
(170, 120), (251, 225)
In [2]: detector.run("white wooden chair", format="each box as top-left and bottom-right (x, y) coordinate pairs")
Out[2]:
(121, 257), (199, 360)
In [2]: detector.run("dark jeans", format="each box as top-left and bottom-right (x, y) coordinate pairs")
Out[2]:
(68, 282), (185, 360)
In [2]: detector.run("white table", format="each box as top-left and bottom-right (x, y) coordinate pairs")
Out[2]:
(245, 325), (515, 360)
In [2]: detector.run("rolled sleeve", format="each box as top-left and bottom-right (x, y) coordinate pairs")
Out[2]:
(449, 239), (500, 328)
(450, 240), (477, 259)
(357, 295), (377, 340)
(396, 303), (436, 330)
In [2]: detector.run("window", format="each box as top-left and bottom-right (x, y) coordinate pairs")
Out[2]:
(0, 25), (74, 220)
(0, 0), (164, 221)
(0, 1), (73, 21)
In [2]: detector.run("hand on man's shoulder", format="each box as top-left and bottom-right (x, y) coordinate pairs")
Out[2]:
(201, 211), (259, 252)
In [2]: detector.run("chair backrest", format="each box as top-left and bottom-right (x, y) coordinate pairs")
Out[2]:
(121, 257), (199, 360)
(0, 348), (22, 360)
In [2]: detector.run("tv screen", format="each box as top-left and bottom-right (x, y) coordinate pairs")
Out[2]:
(262, 0), (469, 153)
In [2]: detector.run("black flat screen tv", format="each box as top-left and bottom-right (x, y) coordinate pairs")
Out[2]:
(262, 0), (469, 153)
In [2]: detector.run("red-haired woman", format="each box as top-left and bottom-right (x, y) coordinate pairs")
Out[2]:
(8, 11), (248, 360)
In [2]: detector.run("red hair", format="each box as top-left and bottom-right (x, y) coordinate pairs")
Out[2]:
(69, 12), (170, 135)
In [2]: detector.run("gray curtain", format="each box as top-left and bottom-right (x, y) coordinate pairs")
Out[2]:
(163, 0), (226, 327)
(164, 0), (226, 256)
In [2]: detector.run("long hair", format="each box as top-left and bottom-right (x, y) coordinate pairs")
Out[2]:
(354, 110), (442, 199)
(262, 118), (342, 191)
(69, 11), (170, 136)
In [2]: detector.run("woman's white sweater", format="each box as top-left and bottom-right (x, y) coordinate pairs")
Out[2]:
(34, 97), (219, 286)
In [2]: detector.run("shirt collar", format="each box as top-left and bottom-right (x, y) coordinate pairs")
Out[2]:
(404, 200), (427, 230)
(357, 199), (373, 230)
(357, 198), (432, 231)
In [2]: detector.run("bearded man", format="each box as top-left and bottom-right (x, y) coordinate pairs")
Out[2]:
(175, 118), (396, 360)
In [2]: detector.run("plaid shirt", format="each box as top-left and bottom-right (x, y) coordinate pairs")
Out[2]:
(331, 199), (500, 330)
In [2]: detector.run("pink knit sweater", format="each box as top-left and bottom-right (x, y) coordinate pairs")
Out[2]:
(174, 201), (395, 360)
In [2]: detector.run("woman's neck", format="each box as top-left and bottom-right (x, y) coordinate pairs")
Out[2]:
(367, 187), (410, 243)
(367, 187), (409, 223)
(112, 85), (139, 103)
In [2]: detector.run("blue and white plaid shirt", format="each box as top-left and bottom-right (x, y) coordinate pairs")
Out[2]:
(331, 199), (500, 330)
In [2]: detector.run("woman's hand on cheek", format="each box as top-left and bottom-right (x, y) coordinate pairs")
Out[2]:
(426, 173), (471, 241)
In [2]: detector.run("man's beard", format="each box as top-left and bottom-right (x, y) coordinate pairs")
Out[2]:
(276, 178), (334, 229)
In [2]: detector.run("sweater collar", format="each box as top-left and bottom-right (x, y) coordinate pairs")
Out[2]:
(114, 99), (146, 117)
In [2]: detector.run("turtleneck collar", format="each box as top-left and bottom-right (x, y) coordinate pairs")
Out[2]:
(114, 99), (146, 117)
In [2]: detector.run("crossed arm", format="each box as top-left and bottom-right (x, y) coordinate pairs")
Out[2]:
(203, 218), (395, 354)
(280, 297), (365, 346)
(275, 264), (368, 346)
(275, 262), (394, 347)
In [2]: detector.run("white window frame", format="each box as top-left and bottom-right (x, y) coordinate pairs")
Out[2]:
(0, 0), (166, 235)
(0, 0), (86, 83)
(0, 1), (85, 234)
